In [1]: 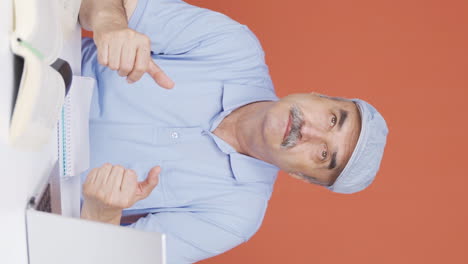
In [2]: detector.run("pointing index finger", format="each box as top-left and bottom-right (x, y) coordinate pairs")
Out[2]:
(147, 60), (175, 89)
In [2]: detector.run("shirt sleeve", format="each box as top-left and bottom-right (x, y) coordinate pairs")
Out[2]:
(130, 212), (245, 264)
(130, 0), (242, 55)
(81, 37), (98, 79)
(81, 37), (105, 119)
(131, 0), (274, 90)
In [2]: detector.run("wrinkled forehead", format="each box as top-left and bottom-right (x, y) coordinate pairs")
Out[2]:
(317, 94), (362, 182)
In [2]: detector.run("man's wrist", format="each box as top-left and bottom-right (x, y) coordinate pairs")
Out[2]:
(79, 0), (128, 31)
(92, 9), (128, 30)
(81, 202), (122, 225)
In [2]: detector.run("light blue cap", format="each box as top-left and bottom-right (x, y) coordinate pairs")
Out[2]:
(326, 98), (389, 194)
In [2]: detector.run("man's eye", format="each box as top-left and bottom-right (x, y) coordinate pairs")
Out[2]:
(330, 115), (337, 127)
(321, 150), (328, 160)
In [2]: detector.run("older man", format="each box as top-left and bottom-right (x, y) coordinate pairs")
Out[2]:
(79, 0), (388, 263)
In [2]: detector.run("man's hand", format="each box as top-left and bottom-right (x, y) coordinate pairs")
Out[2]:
(81, 163), (160, 225)
(79, 0), (174, 88)
(93, 25), (175, 88)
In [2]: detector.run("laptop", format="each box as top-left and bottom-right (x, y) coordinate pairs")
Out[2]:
(26, 152), (166, 264)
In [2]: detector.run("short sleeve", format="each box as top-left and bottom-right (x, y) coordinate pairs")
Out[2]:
(132, 0), (274, 91)
(81, 37), (98, 79)
(130, 0), (242, 55)
(81, 37), (102, 117)
(130, 212), (246, 264)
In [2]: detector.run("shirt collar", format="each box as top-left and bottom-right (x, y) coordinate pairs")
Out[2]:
(210, 83), (278, 131)
(222, 82), (278, 113)
(229, 152), (279, 183)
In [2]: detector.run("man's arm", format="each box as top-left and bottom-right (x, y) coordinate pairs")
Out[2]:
(79, 0), (174, 87)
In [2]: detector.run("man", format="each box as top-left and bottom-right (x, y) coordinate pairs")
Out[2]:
(78, 0), (388, 263)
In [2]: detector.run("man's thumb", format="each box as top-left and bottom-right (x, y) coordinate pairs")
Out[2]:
(138, 166), (160, 198)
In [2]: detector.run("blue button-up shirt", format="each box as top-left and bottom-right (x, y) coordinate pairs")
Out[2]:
(81, 0), (279, 263)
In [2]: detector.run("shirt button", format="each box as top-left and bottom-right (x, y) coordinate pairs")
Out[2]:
(171, 132), (179, 139)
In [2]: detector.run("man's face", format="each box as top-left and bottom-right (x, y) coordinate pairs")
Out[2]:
(261, 93), (361, 185)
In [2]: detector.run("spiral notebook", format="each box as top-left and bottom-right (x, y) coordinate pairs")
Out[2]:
(54, 76), (94, 217)
(58, 76), (94, 178)
(28, 76), (94, 217)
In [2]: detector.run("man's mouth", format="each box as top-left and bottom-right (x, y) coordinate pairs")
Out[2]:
(281, 105), (303, 149)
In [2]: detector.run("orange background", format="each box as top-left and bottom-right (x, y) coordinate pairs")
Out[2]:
(85, 0), (468, 263)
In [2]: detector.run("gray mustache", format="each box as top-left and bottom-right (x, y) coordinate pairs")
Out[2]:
(281, 105), (304, 149)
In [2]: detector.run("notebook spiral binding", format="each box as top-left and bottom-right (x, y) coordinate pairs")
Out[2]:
(58, 94), (73, 178)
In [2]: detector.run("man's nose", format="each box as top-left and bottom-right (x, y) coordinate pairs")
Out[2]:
(300, 123), (326, 142)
